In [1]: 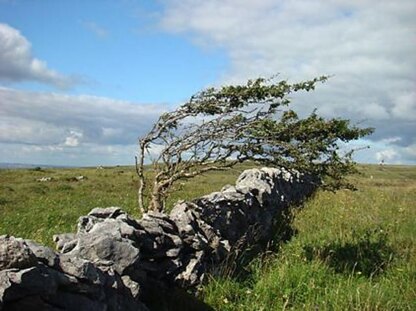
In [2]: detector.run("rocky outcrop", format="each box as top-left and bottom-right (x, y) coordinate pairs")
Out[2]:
(0, 167), (318, 310)
(0, 235), (149, 311)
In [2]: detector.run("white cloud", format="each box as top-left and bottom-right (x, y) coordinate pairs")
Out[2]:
(356, 137), (415, 164)
(380, 137), (402, 145)
(64, 130), (83, 147)
(0, 23), (78, 88)
(81, 21), (109, 39)
(356, 102), (390, 120)
(0, 87), (166, 165)
(0, 116), (65, 145)
(157, 0), (416, 164)
(0, 141), (139, 167)
(392, 91), (416, 120)
(403, 144), (416, 161)
(375, 149), (398, 163)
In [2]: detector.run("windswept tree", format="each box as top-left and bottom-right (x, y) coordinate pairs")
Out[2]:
(136, 76), (373, 213)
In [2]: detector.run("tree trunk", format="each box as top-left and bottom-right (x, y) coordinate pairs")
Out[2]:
(136, 144), (146, 214)
(149, 185), (164, 212)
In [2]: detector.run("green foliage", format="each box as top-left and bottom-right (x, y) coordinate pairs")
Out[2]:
(138, 76), (373, 211)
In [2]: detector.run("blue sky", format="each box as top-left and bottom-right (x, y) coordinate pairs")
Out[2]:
(0, 0), (227, 102)
(0, 0), (415, 166)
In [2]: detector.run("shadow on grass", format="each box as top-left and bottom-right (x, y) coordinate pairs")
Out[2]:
(213, 207), (299, 284)
(303, 228), (395, 277)
(142, 283), (214, 311)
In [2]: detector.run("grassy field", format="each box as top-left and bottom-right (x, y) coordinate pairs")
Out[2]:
(0, 164), (415, 310)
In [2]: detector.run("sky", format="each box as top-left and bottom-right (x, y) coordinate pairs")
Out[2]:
(0, 0), (415, 166)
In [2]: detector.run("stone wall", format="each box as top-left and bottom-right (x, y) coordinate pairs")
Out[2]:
(0, 167), (318, 311)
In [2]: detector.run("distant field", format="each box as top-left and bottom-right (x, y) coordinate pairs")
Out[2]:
(1, 164), (415, 310)
(0, 164), (252, 245)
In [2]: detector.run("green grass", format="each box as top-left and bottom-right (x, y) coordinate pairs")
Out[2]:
(0, 165), (246, 246)
(0, 164), (415, 310)
(202, 165), (416, 310)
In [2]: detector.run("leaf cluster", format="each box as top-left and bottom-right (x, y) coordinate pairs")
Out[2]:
(137, 76), (373, 211)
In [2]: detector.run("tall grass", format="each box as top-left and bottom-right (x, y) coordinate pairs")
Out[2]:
(202, 165), (416, 310)
(0, 164), (415, 309)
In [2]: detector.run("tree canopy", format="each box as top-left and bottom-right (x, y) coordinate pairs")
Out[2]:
(136, 76), (373, 212)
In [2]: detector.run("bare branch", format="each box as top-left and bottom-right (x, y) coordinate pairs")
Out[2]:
(136, 75), (373, 212)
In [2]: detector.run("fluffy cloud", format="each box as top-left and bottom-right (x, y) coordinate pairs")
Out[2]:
(375, 149), (398, 163)
(64, 130), (83, 147)
(158, 0), (416, 164)
(373, 143), (416, 165)
(0, 87), (165, 165)
(0, 23), (77, 88)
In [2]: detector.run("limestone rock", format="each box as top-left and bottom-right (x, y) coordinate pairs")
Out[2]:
(69, 230), (140, 275)
(0, 235), (37, 270)
(21, 239), (59, 268)
(0, 257), (149, 311)
(53, 233), (77, 253)
(0, 167), (318, 310)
